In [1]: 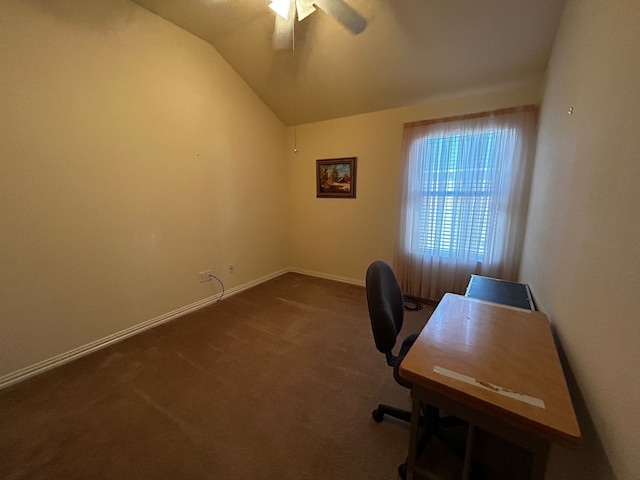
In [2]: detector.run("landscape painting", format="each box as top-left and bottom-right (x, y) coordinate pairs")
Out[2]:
(316, 157), (357, 198)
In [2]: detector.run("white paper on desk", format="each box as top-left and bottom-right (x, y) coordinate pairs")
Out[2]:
(433, 366), (546, 409)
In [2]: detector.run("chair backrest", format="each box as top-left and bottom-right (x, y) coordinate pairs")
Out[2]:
(366, 260), (404, 355)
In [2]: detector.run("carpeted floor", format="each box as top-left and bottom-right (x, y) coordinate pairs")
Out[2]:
(0, 273), (435, 480)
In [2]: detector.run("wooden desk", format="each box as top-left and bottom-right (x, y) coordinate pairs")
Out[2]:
(399, 294), (580, 480)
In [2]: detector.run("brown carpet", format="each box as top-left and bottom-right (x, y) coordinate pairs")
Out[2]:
(0, 273), (433, 480)
(1, 273), (535, 480)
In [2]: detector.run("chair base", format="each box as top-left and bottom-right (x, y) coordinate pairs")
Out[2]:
(372, 404), (412, 424)
(371, 403), (484, 479)
(371, 404), (465, 431)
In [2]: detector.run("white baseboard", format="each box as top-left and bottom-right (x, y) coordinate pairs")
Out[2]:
(289, 267), (364, 287)
(0, 268), (289, 390)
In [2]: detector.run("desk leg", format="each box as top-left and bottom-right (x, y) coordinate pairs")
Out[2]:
(461, 423), (475, 480)
(530, 441), (551, 480)
(405, 394), (423, 480)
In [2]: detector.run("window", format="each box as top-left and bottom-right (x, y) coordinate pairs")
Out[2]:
(395, 107), (537, 300)
(416, 131), (502, 261)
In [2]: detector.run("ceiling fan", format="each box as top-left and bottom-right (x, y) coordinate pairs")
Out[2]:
(269, 0), (367, 49)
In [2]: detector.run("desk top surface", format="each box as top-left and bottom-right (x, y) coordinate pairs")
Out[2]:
(399, 293), (580, 448)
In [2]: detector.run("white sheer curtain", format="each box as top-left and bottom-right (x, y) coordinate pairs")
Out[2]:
(394, 107), (538, 300)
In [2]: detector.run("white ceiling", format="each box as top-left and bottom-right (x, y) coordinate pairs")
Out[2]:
(131, 0), (566, 125)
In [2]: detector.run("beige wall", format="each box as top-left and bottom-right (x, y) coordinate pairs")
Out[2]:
(521, 0), (640, 478)
(0, 0), (288, 379)
(287, 86), (541, 283)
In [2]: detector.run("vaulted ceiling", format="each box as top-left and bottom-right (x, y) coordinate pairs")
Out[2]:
(131, 0), (566, 125)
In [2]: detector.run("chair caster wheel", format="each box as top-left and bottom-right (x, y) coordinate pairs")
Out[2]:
(371, 408), (384, 422)
(398, 462), (407, 479)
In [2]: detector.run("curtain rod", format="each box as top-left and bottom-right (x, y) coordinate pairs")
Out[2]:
(403, 104), (538, 128)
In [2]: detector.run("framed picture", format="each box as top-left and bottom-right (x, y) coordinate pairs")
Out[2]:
(316, 157), (357, 198)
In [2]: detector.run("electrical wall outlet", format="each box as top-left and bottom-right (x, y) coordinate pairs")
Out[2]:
(199, 270), (213, 283)
(229, 265), (235, 274)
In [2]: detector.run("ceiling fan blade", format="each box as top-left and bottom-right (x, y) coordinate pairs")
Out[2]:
(314, 0), (367, 35)
(273, 13), (294, 50)
(296, 0), (317, 21)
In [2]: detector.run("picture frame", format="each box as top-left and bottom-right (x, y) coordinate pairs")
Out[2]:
(316, 157), (357, 198)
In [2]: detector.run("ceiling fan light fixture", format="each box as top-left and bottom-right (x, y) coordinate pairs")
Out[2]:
(268, 0), (290, 20)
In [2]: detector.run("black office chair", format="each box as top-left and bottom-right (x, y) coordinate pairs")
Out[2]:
(365, 260), (472, 479)
(366, 260), (418, 424)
